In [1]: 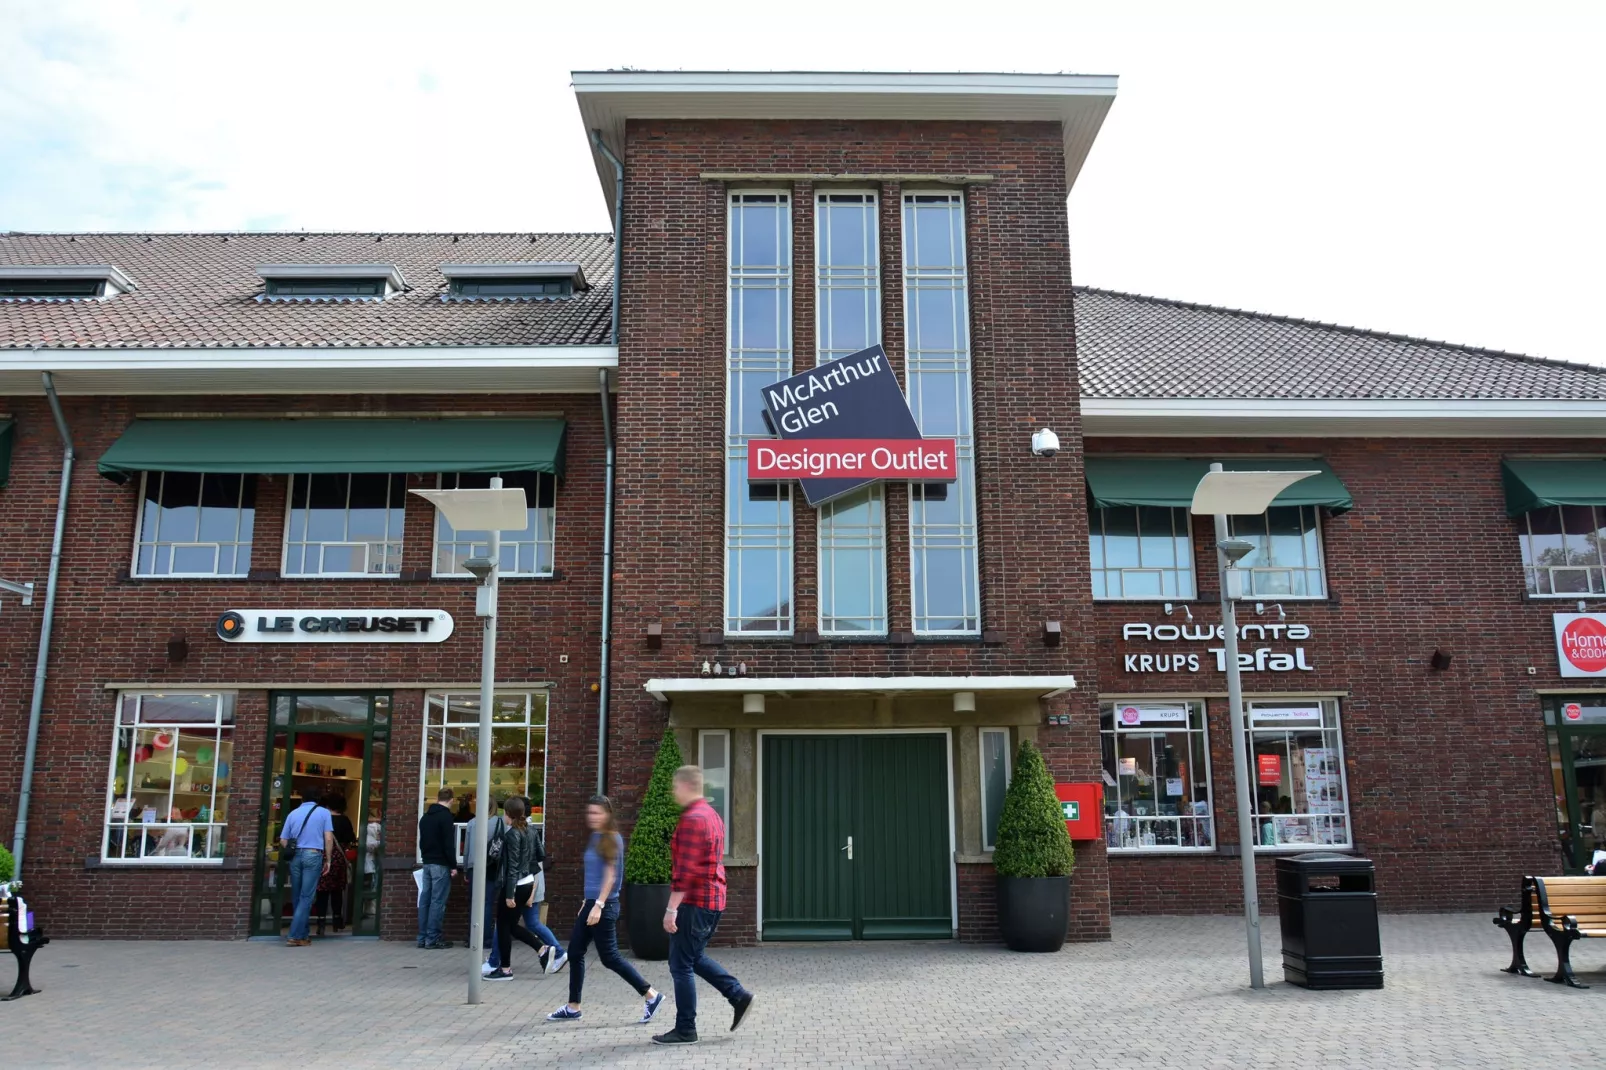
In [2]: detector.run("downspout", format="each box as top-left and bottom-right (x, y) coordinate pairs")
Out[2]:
(12, 370), (73, 878)
(590, 128), (623, 794)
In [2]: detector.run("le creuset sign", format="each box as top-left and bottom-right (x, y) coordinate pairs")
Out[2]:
(215, 609), (454, 643)
(746, 343), (958, 507)
(1554, 613), (1606, 678)
(1119, 621), (1315, 675)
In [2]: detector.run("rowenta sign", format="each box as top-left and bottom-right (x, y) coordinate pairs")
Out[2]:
(747, 344), (957, 506)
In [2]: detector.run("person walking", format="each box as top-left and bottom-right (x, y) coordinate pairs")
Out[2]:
(280, 795), (334, 947)
(652, 766), (754, 1046)
(314, 793), (356, 935)
(546, 796), (664, 1023)
(417, 786), (457, 950)
(484, 796), (556, 980)
(481, 797), (567, 977)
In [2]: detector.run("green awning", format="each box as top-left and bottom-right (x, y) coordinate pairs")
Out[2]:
(0, 418), (13, 489)
(1085, 457), (1353, 514)
(98, 418), (566, 484)
(1502, 457), (1606, 517)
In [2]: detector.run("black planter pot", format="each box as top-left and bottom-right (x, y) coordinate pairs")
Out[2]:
(624, 883), (672, 960)
(996, 875), (1070, 952)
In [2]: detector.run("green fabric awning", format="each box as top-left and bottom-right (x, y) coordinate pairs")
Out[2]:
(1085, 457), (1354, 514)
(98, 418), (566, 483)
(1502, 457), (1606, 517)
(0, 418), (13, 489)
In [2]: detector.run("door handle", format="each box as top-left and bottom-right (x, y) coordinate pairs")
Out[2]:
(842, 835), (853, 860)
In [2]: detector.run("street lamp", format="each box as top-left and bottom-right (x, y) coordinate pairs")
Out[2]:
(1191, 463), (1318, 990)
(409, 478), (528, 1006)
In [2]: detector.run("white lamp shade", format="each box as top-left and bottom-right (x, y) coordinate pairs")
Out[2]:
(742, 693), (766, 715)
(410, 487), (529, 530)
(1190, 470), (1320, 517)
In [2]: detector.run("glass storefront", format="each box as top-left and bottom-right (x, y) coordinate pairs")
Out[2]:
(420, 690), (549, 864)
(1544, 695), (1606, 872)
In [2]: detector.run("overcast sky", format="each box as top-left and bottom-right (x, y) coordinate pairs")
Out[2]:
(1, 1), (1601, 364)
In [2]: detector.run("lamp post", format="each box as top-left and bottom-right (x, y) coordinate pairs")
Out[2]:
(409, 477), (528, 1005)
(1191, 463), (1319, 990)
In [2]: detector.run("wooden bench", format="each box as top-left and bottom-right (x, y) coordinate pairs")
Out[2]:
(1535, 875), (1606, 988)
(1, 891), (51, 1001)
(1492, 875), (1540, 976)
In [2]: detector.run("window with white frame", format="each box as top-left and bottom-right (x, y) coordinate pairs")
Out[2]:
(283, 473), (406, 577)
(134, 472), (255, 577)
(1246, 699), (1352, 850)
(1090, 506), (1195, 600)
(903, 191), (980, 634)
(816, 191), (888, 634)
(979, 728), (1011, 851)
(1226, 506), (1327, 598)
(1100, 701), (1215, 851)
(420, 691), (548, 865)
(699, 729), (731, 848)
(433, 471), (556, 578)
(104, 691), (235, 862)
(725, 191), (794, 634)
(1521, 505), (1606, 596)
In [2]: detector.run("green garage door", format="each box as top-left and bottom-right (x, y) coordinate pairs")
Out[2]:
(761, 734), (952, 941)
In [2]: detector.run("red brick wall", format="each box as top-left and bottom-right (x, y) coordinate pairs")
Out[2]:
(0, 392), (608, 938)
(607, 118), (1102, 941)
(1091, 436), (1579, 915)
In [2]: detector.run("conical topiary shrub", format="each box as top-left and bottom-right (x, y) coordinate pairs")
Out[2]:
(0, 844), (13, 884)
(992, 738), (1075, 951)
(623, 730), (684, 958)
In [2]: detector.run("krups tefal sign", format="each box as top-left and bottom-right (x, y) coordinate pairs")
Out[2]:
(216, 609), (455, 644)
(1555, 613), (1606, 677)
(746, 343), (958, 506)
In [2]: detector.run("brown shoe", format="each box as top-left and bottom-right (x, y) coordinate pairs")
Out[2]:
(287, 939), (311, 947)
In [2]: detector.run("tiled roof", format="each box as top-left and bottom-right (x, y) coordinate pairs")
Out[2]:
(1075, 287), (1606, 401)
(0, 233), (614, 349)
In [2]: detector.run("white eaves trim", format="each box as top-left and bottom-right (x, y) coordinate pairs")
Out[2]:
(256, 263), (408, 291)
(572, 70), (1120, 97)
(644, 674), (1076, 702)
(0, 263), (136, 295)
(440, 261), (589, 289)
(1082, 397), (1606, 438)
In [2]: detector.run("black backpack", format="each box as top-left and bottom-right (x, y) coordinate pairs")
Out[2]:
(484, 816), (506, 880)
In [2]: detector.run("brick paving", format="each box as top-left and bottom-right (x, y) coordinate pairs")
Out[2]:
(3, 914), (1601, 1069)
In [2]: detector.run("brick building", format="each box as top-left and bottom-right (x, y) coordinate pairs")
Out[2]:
(1, 71), (1603, 946)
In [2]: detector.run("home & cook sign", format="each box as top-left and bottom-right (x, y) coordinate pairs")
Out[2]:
(1555, 613), (1606, 677)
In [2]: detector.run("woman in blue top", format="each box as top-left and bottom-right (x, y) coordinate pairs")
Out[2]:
(546, 795), (665, 1025)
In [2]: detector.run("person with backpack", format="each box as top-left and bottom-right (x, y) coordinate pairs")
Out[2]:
(480, 796), (565, 976)
(279, 795), (334, 947)
(484, 796), (562, 980)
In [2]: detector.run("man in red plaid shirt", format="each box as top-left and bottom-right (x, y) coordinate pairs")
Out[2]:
(651, 765), (755, 1046)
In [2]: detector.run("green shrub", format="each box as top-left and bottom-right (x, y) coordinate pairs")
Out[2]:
(992, 739), (1075, 879)
(0, 844), (13, 884)
(624, 730), (684, 884)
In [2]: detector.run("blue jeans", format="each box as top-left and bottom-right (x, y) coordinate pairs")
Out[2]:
(287, 849), (323, 941)
(487, 889), (560, 969)
(416, 863), (451, 945)
(568, 899), (652, 1005)
(669, 905), (746, 1036)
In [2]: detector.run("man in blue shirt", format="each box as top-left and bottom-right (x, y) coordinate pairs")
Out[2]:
(281, 796), (335, 946)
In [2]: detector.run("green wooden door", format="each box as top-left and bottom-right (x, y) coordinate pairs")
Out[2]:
(761, 733), (952, 941)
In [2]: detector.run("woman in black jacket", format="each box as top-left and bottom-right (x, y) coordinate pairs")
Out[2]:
(486, 796), (546, 980)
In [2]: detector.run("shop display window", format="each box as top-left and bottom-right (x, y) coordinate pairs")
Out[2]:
(1090, 505), (1195, 600)
(103, 691), (235, 863)
(1521, 504), (1606, 596)
(433, 471), (556, 578)
(1246, 699), (1352, 850)
(133, 471), (255, 577)
(1226, 506), (1327, 599)
(1101, 701), (1214, 851)
(698, 729), (731, 852)
(420, 691), (548, 865)
(980, 728), (1011, 851)
(283, 472), (405, 577)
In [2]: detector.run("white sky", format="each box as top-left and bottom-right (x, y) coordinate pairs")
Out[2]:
(1, 0), (1601, 364)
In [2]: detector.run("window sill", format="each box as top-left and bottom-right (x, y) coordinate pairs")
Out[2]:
(85, 856), (240, 870)
(1108, 847), (1218, 857)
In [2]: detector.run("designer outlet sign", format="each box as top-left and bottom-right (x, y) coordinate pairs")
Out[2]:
(1120, 621), (1316, 674)
(746, 344), (958, 506)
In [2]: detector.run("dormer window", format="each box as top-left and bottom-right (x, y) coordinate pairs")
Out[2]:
(439, 263), (587, 301)
(255, 263), (405, 302)
(0, 265), (135, 301)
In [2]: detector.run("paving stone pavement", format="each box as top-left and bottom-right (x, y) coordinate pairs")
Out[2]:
(2, 914), (1599, 1069)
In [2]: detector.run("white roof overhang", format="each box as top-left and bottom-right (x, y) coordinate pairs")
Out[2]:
(644, 674), (1076, 703)
(1082, 398), (1606, 438)
(256, 263), (407, 290)
(0, 263), (136, 295)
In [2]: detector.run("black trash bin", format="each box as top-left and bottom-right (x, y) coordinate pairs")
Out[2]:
(1276, 852), (1383, 989)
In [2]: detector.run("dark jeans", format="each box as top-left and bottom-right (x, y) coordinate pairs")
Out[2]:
(496, 882), (544, 971)
(416, 863), (451, 945)
(669, 904), (747, 1036)
(567, 898), (651, 1005)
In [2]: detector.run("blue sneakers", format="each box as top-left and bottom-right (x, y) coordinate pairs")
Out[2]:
(641, 991), (665, 1024)
(547, 1005), (583, 1021)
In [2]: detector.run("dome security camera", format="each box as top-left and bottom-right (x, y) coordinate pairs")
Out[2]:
(1031, 428), (1060, 458)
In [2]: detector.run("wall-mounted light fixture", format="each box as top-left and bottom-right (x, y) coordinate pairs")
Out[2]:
(1430, 649), (1453, 671)
(646, 623), (662, 649)
(953, 692), (976, 714)
(166, 633), (189, 664)
(1164, 602), (1193, 622)
(1043, 620), (1062, 647)
(1254, 602), (1287, 622)
(742, 693), (765, 715)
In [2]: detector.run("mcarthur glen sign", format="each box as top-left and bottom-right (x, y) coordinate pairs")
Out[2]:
(746, 344), (958, 506)
(1121, 621), (1316, 674)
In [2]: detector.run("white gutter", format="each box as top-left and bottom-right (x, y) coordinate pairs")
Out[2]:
(1082, 397), (1606, 437)
(0, 344), (617, 374)
(645, 675), (1077, 702)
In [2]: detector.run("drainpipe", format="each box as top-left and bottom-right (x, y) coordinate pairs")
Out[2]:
(12, 370), (73, 878)
(590, 128), (622, 794)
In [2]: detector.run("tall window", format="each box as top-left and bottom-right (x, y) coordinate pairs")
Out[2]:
(104, 692), (235, 862)
(903, 192), (980, 633)
(980, 727), (1011, 851)
(1100, 701), (1214, 852)
(1246, 700), (1352, 850)
(816, 191), (887, 634)
(725, 191), (794, 633)
(1521, 505), (1606, 596)
(699, 729), (731, 849)
(134, 472), (255, 577)
(1091, 506), (1195, 600)
(420, 691), (548, 864)
(283, 473), (406, 577)
(1227, 506), (1327, 598)
(433, 471), (556, 578)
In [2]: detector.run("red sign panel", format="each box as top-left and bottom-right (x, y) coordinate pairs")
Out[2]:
(1565, 702), (1584, 722)
(1257, 753), (1282, 786)
(1558, 614), (1606, 676)
(1054, 782), (1104, 841)
(747, 438), (958, 482)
